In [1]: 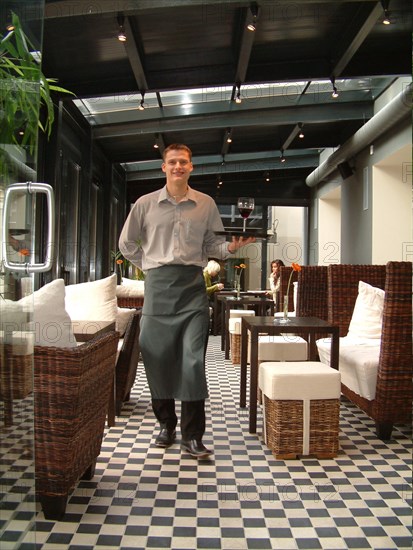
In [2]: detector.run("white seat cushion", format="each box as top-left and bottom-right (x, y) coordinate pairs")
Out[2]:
(116, 307), (135, 337)
(317, 335), (380, 400)
(258, 334), (307, 362)
(229, 317), (243, 334)
(259, 361), (341, 400)
(229, 309), (255, 318)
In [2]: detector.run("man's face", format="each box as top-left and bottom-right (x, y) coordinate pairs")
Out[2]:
(162, 149), (193, 184)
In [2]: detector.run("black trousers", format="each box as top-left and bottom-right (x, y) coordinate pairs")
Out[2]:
(152, 398), (206, 441)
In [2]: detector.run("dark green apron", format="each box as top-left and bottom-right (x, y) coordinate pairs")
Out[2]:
(139, 265), (210, 400)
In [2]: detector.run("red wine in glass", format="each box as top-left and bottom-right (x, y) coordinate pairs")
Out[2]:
(237, 197), (255, 232)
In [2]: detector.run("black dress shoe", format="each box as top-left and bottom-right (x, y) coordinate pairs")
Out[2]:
(155, 428), (176, 448)
(181, 439), (213, 458)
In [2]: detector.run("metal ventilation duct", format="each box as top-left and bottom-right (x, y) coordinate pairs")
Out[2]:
(305, 82), (412, 188)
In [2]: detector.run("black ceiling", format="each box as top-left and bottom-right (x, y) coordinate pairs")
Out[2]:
(41, 0), (412, 204)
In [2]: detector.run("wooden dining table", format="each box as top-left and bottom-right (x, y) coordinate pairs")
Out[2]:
(217, 294), (275, 359)
(240, 315), (340, 434)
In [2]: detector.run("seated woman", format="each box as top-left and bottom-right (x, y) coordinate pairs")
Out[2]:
(203, 260), (224, 297)
(203, 260), (224, 333)
(266, 258), (284, 310)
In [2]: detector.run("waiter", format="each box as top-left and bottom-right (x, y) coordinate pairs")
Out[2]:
(119, 144), (254, 458)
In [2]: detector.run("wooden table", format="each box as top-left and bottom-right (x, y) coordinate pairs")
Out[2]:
(217, 295), (275, 359)
(240, 316), (340, 433)
(71, 320), (116, 342)
(72, 320), (117, 426)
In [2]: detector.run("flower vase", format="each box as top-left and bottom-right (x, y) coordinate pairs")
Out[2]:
(280, 294), (290, 324)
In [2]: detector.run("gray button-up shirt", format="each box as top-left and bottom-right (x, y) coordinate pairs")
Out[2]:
(119, 185), (231, 270)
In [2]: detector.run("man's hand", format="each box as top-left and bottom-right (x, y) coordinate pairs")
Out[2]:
(228, 235), (256, 253)
(217, 283), (224, 290)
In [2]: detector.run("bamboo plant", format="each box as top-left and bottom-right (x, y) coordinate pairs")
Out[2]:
(0, 11), (73, 158)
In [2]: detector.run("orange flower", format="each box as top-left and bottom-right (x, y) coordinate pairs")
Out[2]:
(116, 259), (123, 264)
(291, 262), (301, 272)
(234, 263), (246, 291)
(19, 248), (30, 256)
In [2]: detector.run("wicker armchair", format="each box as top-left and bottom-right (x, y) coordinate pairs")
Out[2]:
(327, 262), (412, 440)
(296, 265), (328, 320)
(115, 309), (141, 416)
(34, 330), (119, 520)
(117, 296), (144, 308)
(1, 338), (33, 426)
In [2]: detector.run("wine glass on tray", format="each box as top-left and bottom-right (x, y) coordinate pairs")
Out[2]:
(237, 197), (255, 233)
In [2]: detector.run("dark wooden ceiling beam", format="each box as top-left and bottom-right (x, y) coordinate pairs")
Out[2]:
(44, 0), (384, 20)
(122, 16), (148, 93)
(330, 2), (384, 81)
(93, 101), (373, 140)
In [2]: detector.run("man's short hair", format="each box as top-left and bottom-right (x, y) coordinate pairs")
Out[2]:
(163, 143), (192, 161)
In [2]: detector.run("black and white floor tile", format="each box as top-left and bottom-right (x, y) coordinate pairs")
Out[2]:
(1, 336), (412, 549)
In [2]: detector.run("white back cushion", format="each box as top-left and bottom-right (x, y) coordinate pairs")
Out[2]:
(347, 280), (385, 339)
(65, 274), (117, 322)
(2, 279), (77, 348)
(116, 278), (145, 298)
(116, 307), (135, 337)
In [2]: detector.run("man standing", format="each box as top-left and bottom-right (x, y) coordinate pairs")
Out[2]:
(119, 144), (254, 458)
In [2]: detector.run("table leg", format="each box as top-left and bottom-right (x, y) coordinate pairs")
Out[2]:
(225, 306), (230, 360)
(212, 295), (219, 336)
(107, 376), (116, 428)
(309, 331), (317, 360)
(240, 321), (248, 408)
(220, 305), (225, 351)
(330, 328), (340, 370)
(249, 329), (259, 433)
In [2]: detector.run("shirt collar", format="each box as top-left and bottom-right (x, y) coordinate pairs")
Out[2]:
(158, 184), (196, 204)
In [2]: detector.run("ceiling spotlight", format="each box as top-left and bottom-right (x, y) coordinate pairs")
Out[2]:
(226, 130), (232, 143)
(247, 2), (259, 31)
(264, 171), (270, 182)
(153, 142), (159, 149)
(247, 19), (256, 31)
(331, 79), (339, 98)
(382, 9), (391, 24)
(298, 124), (304, 138)
(381, 1), (391, 24)
(117, 14), (127, 41)
(280, 150), (286, 163)
(235, 87), (242, 104)
(138, 92), (146, 110)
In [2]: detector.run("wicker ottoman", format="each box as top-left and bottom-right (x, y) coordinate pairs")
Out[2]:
(259, 361), (341, 459)
(257, 334), (308, 362)
(255, 335), (308, 404)
(228, 310), (255, 365)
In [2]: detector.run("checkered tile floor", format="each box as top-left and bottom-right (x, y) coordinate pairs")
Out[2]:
(1, 336), (412, 549)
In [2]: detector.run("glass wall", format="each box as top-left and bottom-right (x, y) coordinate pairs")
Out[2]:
(1, 1), (45, 546)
